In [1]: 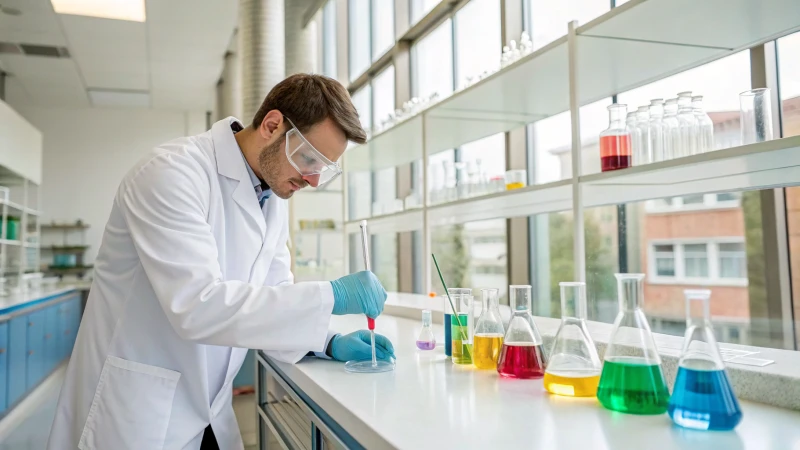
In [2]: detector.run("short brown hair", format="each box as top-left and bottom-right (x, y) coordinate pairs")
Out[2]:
(251, 73), (367, 144)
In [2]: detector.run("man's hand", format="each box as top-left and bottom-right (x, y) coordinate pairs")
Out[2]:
(329, 331), (395, 362)
(329, 271), (387, 318)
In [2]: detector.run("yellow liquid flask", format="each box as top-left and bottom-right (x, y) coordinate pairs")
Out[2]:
(544, 282), (602, 397)
(473, 288), (505, 370)
(449, 288), (473, 365)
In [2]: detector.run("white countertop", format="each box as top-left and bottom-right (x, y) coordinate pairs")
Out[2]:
(266, 313), (800, 450)
(0, 287), (77, 315)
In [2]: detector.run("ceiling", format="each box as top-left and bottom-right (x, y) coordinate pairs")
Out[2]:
(0, 0), (238, 110)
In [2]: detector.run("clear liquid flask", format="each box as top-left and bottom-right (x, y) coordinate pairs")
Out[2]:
(416, 309), (436, 351)
(662, 98), (681, 160)
(449, 288), (473, 365)
(677, 91), (700, 157)
(669, 290), (742, 430)
(692, 95), (714, 153)
(647, 99), (666, 163)
(597, 274), (670, 414)
(635, 106), (652, 165)
(473, 288), (505, 370)
(497, 285), (546, 379)
(599, 104), (632, 172)
(626, 112), (641, 165)
(544, 282), (602, 397)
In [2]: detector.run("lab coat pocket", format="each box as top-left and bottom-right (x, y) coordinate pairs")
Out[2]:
(78, 356), (181, 450)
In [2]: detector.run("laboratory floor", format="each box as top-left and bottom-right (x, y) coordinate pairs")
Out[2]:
(0, 368), (260, 450)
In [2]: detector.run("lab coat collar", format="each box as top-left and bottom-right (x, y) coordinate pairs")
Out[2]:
(212, 117), (267, 238)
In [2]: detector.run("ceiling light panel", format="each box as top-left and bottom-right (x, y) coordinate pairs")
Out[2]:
(50, 0), (146, 22)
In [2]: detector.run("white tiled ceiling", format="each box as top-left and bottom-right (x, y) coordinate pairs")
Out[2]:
(0, 0), (237, 110)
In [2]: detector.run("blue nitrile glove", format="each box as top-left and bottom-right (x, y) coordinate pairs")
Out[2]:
(330, 271), (387, 318)
(330, 330), (396, 362)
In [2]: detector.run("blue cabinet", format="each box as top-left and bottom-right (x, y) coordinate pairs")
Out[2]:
(0, 322), (8, 413)
(7, 315), (28, 407)
(58, 297), (81, 360)
(26, 310), (46, 389)
(44, 306), (59, 375)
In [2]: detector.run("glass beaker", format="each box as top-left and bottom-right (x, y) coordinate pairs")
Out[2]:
(597, 274), (670, 414)
(448, 288), (473, 365)
(647, 99), (665, 163)
(599, 104), (632, 172)
(544, 282), (602, 397)
(740, 88), (773, 144)
(504, 170), (527, 190)
(677, 91), (699, 156)
(635, 106), (652, 165)
(473, 288), (505, 370)
(692, 96), (714, 153)
(497, 285), (546, 378)
(442, 295), (452, 357)
(662, 98), (680, 160)
(668, 290), (742, 430)
(626, 112), (641, 164)
(416, 309), (436, 351)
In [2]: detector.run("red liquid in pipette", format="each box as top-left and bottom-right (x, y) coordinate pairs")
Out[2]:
(367, 317), (375, 330)
(497, 343), (546, 379)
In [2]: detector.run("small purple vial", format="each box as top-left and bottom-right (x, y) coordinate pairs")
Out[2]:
(416, 310), (436, 351)
(416, 340), (436, 351)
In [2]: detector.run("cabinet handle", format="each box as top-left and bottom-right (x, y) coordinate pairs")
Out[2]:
(45, 334), (51, 339)
(28, 350), (33, 355)
(0, 348), (5, 354)
(28, 322), (33, 326)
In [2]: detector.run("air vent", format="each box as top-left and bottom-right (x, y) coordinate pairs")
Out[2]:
(0, 42), (22, 55)
(19, 44), (70, 58)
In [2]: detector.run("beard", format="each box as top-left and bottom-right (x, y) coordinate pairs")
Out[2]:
(257, 137), (305, 199)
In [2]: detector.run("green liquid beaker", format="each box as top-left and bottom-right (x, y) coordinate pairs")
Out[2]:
(448, 288), (473, 365)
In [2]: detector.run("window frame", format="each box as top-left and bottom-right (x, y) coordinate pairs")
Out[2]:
(647, 238), (749, 287)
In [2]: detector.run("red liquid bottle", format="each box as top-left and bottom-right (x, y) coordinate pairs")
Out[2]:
(497, 285), (547, 379)
(600, 104), (632, 172)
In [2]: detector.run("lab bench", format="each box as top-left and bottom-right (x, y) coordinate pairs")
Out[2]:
(0, 288), (80, 418)
(257, 313), (800, 450)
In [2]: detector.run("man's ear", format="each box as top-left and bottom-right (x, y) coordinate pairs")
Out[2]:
(258, 109), (285, 140)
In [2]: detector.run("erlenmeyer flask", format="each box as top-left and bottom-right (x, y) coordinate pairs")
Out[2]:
(597, 274), (670, 414)
(449, 288), (473, 365)
(497, 285), (546, 379)
(544, 282), (602, 397)
(669, 290), (742, 430)
(416, 309), (436, 351)
(473, 288), (505, 370)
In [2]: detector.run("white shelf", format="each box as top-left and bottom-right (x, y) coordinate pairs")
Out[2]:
(427, 180), (573, 226)
(345, 116), (423, 172)
(344, 209), (424, 235)
(582, 136), (800, 207)
(0, 199), (26, 214)
(0, 239), (22, 246)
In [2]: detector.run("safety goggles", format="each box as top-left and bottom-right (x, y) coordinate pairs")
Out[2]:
(284, 117), (342, 189)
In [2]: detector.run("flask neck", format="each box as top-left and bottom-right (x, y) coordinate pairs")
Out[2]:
(615, 274), (645, 312)
(559, 282), (587, 320)
(607, 105), (627, 126)
(649, 105), (664, 117)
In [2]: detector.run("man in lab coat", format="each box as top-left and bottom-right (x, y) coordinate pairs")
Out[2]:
(47, 74), (395, 450)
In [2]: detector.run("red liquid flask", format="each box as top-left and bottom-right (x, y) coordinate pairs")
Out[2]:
(497, 285), (547, 379)
(600, 104), (632, 172)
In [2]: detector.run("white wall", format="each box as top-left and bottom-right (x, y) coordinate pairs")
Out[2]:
(13, 106), (207, 263)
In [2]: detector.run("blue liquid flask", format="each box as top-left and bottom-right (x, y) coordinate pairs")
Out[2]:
(668, 290), (742, 431)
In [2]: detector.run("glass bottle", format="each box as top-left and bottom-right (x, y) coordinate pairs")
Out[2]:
(597, 274), (670, 414)
(626, 112), (641, 166)
(636, 106), (652, 165)
(544, 282), (602, 397)
(669, 290), (742, 430)
(473, 288), (505, 370)
(692, 95), (714, 153)
(662, 98), (680, 160)
(416, 309), (436, 351)
(647, 99), (666, 163)
(599, 104), (632, 172)
(497, 285), (546, 379)
(677, 91), (699, 157)
(449, 288), (473, 365)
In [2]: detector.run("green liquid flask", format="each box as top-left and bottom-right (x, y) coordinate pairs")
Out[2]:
(597, 273), (670, 414)
(449, 288), (473, 365)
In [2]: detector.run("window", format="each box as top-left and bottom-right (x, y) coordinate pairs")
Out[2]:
(683, 243), (709, 278)
(454, 0), (501, 90)
(682, 195), (705, 205)
(525, 0), (609, 50)
(372, 232), (399, 292)
(350, 85), (372, 132)
(348, 0), (371, 80)
(371, 0), (395, 59)
(719, 242), (746, 279)
(410, 0), (439, 25)
(321, 0), (337, 78)
(646, 193), (743, 213)
(412, 20), (454, 99)
(372, 65), (396, 130)
(654, 244), (675, 277)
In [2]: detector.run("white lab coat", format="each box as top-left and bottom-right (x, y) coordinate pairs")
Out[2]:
(47, 117), (335, 450)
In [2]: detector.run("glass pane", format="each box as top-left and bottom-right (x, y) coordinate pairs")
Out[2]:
(350, 85), (372, 132)
(410, 0), (439, 24)
(683, 243), (709, 278)
(618, 51), (750, 151)
(682, 195), (705, 205)
(526, 0), (609, 50)
(430, 219), (508, 302)
(371, 0), (395, 59)
(654, 244), (675, 277)
(347, 171), (372, 220)
(372, 233), (398, 291)
(719, 242), (746, 279)
(458, 133), (506, 199)
(322, 0), (337, 78)
(372, 65), (396, 130)
(454, 0), (501, 89)
(412, 20), (454, 99)
(428, 149), (456, 205)
(348, 0), (370, 80)
(372, 167), (397, 216)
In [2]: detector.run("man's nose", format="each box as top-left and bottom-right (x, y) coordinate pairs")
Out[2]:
(302, 174), (320, 188)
